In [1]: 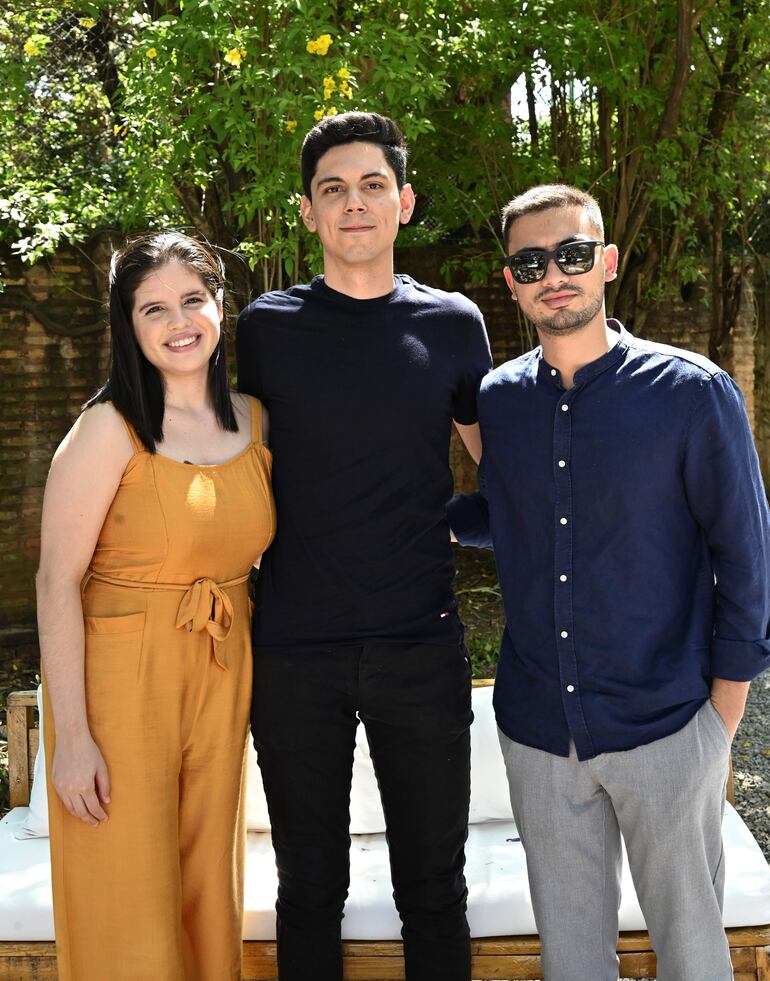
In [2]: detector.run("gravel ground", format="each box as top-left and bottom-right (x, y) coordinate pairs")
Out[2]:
(732, 671), (770, 857)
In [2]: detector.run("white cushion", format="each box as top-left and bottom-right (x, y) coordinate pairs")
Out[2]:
(467, 685), (515, 824)
(14, 687), (47, 840)
(0, 810), (54, 939)
(246, 705), (401, 834)
(2, 803), (768, 941)
(30, 684), (513, 837)
(245, 684), (513, 834)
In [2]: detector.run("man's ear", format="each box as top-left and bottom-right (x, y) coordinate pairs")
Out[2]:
(300, 195), (316, 233)
(603, 243), (619, 283)
(399, 183), (416, 225)
(503, 266), (518, 301)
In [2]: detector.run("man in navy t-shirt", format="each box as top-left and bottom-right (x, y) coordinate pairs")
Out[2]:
(236, 112), (491, 981)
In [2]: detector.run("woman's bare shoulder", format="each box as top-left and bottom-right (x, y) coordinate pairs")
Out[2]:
(230, 391), (268, 446)
(53, 402), (134, 467)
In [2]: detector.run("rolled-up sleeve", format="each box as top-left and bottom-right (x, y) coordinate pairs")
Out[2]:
(683, 371), (770, 680)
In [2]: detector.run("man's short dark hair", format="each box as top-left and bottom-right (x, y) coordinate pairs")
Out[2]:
(501, 184), (604, 252)
(300, 111), (408, 198)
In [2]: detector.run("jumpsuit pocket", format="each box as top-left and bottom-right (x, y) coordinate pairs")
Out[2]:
(84, 612), (146, 683)
(84, 612), (147, 738)
(83, 612), (146, 756)
(84, 611), (146, 635)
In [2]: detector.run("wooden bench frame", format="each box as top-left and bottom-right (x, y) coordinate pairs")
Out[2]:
(4, 688), (770, 980)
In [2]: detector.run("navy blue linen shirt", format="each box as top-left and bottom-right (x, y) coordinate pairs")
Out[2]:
(448, 321), (770, 760)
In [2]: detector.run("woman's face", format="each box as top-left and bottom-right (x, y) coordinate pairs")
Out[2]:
(130, 259), (223, 379)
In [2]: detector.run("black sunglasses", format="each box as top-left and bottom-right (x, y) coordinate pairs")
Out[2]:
(504, 240), (604, 285)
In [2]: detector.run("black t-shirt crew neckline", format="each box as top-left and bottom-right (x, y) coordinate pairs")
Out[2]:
(311, 274), (408, 310)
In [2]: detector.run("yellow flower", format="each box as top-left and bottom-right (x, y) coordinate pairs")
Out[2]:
(337, 66), (350, 79)
(286, 119), (298, 133)
(323, 75), (336, 100)
(339, 80), (352, 98)
(224, 48), (246, 66)
(146, 47), (158, 59)
(23, 37), (44, 57)
(326, 106), (337, 116)
(113, 123), (128, 137)
(307, 33), (332, 56)
(79, 17), (96, 28)
(313, 108), (325, 121)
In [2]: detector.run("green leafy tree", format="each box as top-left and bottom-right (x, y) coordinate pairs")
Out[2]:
(1, 0), (768, 335)
(1, 1), (462, 304)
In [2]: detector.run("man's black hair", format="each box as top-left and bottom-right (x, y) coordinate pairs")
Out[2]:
(300, 111), (407, 198)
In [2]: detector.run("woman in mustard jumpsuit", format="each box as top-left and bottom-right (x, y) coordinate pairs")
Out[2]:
(36, 232), (275, 980)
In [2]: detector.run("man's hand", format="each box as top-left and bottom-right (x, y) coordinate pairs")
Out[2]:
(710, 677), (750, 742)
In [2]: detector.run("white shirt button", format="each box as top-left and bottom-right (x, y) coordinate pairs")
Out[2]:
(566, 684), (575, 693)
(561, 404), (569, 412)
(560, 630), (569, 639)
(560, 574), (567, 582)
(550, 368), (557, 376)
(558, 460), (566, 468)
(560, 517), (568, 525)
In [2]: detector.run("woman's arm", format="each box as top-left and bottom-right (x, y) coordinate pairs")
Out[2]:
(36, 403), (133, 826)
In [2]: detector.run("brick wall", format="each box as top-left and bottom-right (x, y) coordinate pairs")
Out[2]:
(0, 242), (766, 635)
(0, 244), (110, 631)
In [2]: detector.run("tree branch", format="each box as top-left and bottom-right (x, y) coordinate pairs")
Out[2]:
(0, 291), (104, 338)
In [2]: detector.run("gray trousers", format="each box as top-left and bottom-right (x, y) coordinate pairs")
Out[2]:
(498, 700), (733, 981)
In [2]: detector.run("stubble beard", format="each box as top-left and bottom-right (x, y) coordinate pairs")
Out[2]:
(526, 286), (605, 337)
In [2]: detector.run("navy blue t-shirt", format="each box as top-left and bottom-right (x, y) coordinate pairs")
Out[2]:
(236, 274), (491, 648)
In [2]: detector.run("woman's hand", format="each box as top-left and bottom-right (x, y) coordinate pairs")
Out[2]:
(52, 733), (111, 827)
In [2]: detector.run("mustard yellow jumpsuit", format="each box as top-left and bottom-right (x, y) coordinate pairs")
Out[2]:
(44, 397), (275, 981)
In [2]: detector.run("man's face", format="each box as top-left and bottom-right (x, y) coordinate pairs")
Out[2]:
(300, 141), (415, 270)
(503, 205), (618, 337)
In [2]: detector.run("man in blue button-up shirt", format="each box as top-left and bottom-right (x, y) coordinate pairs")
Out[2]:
(449, 184), (770, 981)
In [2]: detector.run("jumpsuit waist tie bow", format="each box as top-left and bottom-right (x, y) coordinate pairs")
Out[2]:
(82, 569), (251, 669)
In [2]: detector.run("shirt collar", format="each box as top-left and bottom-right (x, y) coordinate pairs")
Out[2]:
(537, 319), (630, 389)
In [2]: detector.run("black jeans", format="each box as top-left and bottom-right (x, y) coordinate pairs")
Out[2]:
(251, 641), (473, 981)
